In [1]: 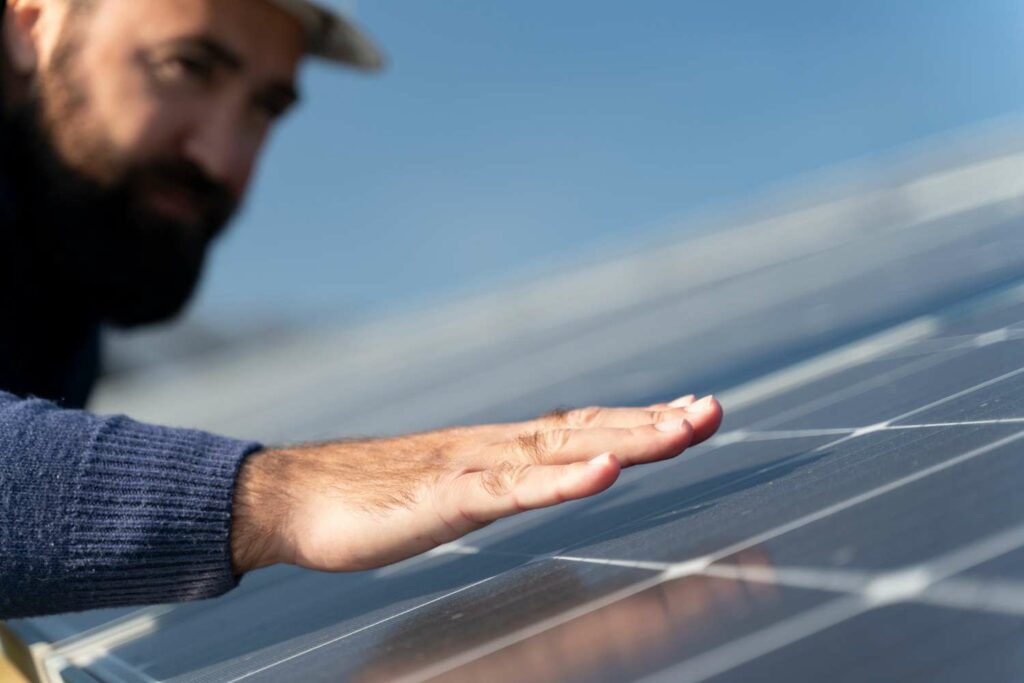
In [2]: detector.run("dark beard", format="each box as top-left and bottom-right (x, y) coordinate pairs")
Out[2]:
(2, 55), (237, 327)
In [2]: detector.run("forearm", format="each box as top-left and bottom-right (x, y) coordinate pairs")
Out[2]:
(0, 392), (262, 619)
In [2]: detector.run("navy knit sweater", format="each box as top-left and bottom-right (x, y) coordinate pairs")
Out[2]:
(0, 11), (264, 617)
(0, 394), (261, 618)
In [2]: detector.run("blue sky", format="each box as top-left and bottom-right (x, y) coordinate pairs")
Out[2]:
(194, 0), (1024, 324)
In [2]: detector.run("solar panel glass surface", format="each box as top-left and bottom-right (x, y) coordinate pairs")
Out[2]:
(37, 281), (1024, 683)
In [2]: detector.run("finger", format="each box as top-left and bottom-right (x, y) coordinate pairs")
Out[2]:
(451, 453), (621, 525)
(546, 405), (694, 430)
(684, 395), (724, 445)
(646, 394), (696, 410)
(506, 419), (695, 467)
(500, 394), (706, 436)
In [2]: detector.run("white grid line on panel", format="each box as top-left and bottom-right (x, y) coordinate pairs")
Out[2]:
(702, 563), (870, 594)
(920, 578), (1024, 616)
(548, 555), (676, 573)
(892, 418), (1024, 428)
(885, 364), (1024, 424)
(719, 418), (1024, 445)
(712, 428), (857, 443)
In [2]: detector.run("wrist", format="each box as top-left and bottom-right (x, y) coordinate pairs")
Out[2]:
(230, 448), (288, 575)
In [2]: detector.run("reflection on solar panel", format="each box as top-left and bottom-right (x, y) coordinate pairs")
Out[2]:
(7, 125), (1024, 681)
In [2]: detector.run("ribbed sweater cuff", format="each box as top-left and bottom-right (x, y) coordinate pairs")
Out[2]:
(61, 415), (263, 611)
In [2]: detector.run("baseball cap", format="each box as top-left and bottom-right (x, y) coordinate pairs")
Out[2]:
(265, 0), (385, 71)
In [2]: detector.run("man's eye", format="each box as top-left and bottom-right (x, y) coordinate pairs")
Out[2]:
(153, 55), (215, 84)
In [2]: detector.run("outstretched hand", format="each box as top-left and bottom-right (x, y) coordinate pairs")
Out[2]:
(230, 394), (723, 574)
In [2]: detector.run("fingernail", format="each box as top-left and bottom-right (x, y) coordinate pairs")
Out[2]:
(588, 452), (614, 466)
(688, 395), (716, 412)
(655, 419), (687, 433)
(669, 394), (697, 408)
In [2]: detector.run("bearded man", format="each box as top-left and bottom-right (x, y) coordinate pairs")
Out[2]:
(0, 0), (722, 619)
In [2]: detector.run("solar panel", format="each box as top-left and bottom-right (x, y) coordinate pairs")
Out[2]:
(7, 130), (1024, 682)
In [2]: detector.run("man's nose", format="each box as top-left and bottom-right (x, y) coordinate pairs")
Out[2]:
(181, 106), (255, 197)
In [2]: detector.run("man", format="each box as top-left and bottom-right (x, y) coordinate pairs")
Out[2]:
(0, 0), (723, 619)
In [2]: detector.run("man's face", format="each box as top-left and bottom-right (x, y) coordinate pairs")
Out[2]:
(4, 0), (306, 324)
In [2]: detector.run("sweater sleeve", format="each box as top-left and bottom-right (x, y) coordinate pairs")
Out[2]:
(0, 391), (263, 618)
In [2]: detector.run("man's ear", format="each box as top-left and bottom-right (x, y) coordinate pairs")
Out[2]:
(3, 0), (43, 76)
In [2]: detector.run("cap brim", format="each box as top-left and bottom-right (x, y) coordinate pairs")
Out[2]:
(266, 0), (386, 71)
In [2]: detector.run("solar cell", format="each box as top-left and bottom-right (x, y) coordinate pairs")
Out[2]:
(714, 432), (1024, 570)
(697, 605), (1024, 683)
